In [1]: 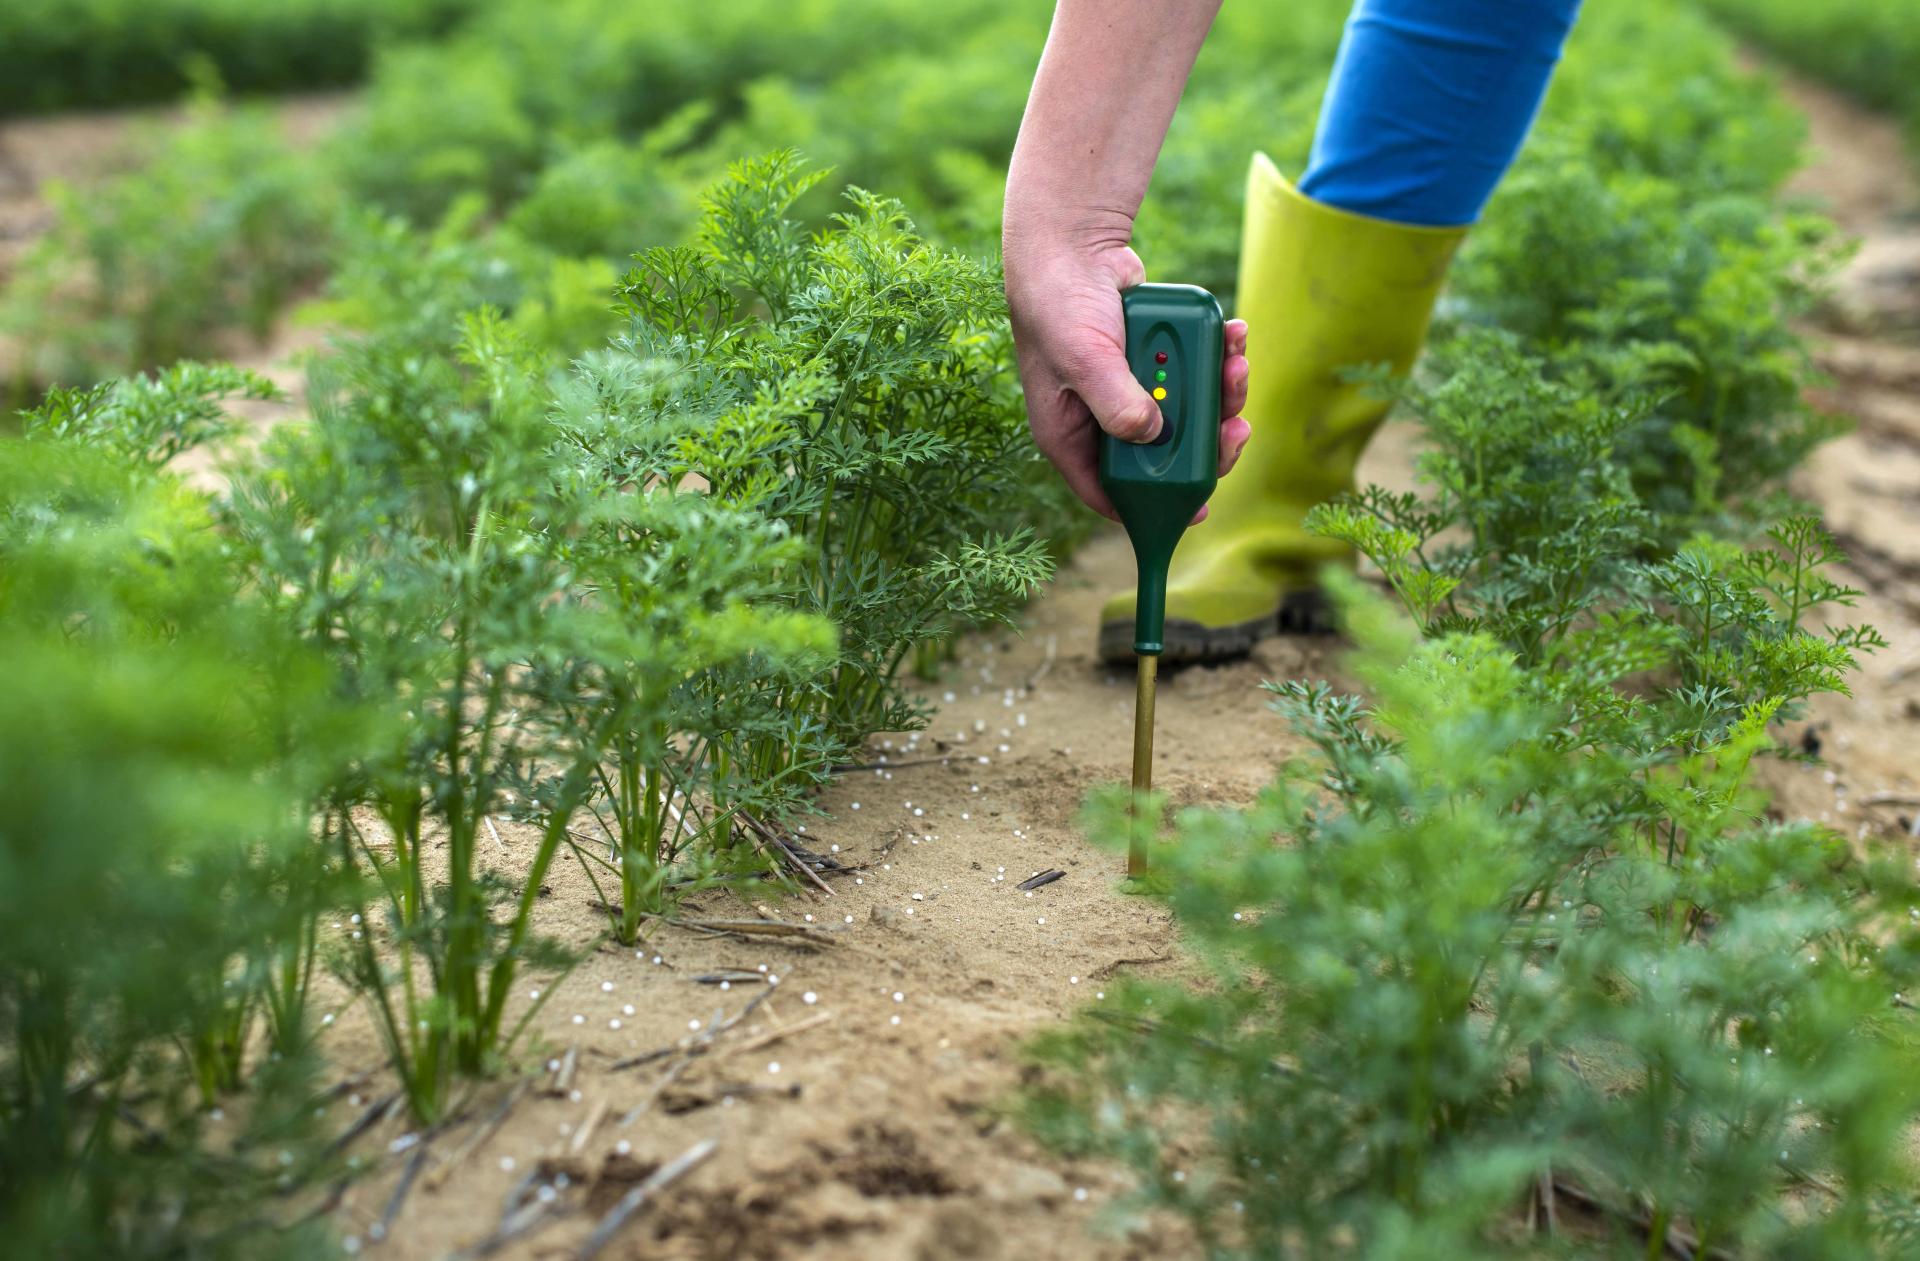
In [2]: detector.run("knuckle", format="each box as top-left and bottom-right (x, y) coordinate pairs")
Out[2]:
(1109, 246), (1147, 289)
(1106, 401), (1159, 442)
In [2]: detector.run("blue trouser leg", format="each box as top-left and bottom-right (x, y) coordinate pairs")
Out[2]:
(1298, 0), (1584, 227)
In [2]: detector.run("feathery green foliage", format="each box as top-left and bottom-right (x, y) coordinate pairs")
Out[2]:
(0, 433), (354, 1259)
(2, 97), (335, 393)
(221, 305), (834, 1116)
(565, 153), (1059, 765)
(1032, 580), (1919, 1258)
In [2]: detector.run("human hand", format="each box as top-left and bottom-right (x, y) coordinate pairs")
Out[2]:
(1005, 233), (1249, 523)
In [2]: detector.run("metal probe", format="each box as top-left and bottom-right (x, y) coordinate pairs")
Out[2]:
(1098, 283), (1224, 877)
(1128, 653), (1158, 876)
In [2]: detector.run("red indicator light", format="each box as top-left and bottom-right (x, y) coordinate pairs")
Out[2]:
(1154, 351), (1168, 364)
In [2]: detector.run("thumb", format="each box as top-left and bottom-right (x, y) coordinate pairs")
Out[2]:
(1077, 348), (1162, 444)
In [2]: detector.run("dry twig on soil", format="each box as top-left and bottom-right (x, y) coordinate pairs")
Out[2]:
(568, 1098), (610, 1157)
(610, 987), (776, 1075)
(724, 1010), (832, 1056)
(572, 1137), (718, 1261)
(832, 756), (949, 773)
(739, 812), (839, 895)
(442, 1166), (561, 1261)
(544, 1047), (578, 1097)
(326, 1090), (402, 1157)
(588, 901), (839, 947)
(374, 1141), (431, 1244)
(1548, 1178), (1732, 1261)
(427, 1079), (530, 1189)
(1088, 953), (1168, 980)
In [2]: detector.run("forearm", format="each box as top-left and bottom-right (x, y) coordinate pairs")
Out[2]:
(1004, 0), (1220, 264)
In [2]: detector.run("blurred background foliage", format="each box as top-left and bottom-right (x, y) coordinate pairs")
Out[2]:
(0, 0), (1820, 394)
(0, 0), (475, 115)
(1697, 0), (1920, 150)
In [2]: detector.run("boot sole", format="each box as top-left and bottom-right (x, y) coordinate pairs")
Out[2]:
(1097, 589), (1334, 666)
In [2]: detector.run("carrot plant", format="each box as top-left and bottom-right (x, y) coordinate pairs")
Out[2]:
(0, 432), (352, 1259)
(1451, 175), (1844, 532)
(1032, 580), (1919, 1258)
(225, 298), (835, 1116)
(533, 493), (834, 944)
(20, 361), (278, 469)
(574, 152), (1057, 765)
(224, 311), (606, 1120)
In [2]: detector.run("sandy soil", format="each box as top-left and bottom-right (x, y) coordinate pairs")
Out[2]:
(306, 519), (1370, 1261)
(1763, 70), (1920, 840)
(4, 59), (1915, 1261)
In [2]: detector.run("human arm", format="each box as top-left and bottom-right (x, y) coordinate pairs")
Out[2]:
(1003, 0), (1251, 520)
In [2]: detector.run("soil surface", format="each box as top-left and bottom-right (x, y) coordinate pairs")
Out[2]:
(308, 519), (1366, 1261)
(6, 60), (1917, 1261)
(1765, 69), (1920, 841)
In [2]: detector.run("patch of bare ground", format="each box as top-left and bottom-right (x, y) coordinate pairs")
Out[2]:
(306, 516), (1362, 1261)
(1759, 69), (1920, 841)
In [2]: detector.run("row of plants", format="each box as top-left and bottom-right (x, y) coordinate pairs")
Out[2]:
(0, 0), (475, 116)
(8, 0), (1323, 393)
(1696, 0), (1920, 148)
(1022, 18), (1920, 1258)
(0, 0), (1796, 397)
(0, 156), (1062, 1256)
(1, 401), (352, 1260)
(1, 0), (1052, 392)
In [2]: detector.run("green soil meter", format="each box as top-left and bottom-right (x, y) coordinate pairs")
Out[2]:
(1098, 282), (1223, 876)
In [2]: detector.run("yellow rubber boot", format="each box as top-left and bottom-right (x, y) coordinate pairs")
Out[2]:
(1098, 153), (1466, 664)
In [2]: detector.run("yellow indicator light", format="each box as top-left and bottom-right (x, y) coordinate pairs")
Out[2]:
(1152, 386), (1167, 401)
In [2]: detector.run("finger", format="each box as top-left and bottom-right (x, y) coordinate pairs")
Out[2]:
(1221, 320), (1249, 421)
(1217, 414), (1252, 477)
(1190, 503), (1209, 526)
(1073, 351), (1163, 445)
(1061, 450), (1120, 522)
(1026, 390), (1121, 522)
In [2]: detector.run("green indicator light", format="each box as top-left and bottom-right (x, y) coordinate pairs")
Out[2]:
(1154, 369), (1167, 382)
